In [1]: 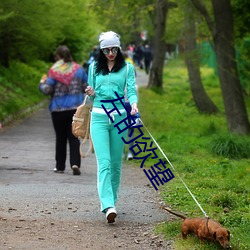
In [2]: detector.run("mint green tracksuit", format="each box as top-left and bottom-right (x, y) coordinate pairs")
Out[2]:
(88, 62), (137, 212)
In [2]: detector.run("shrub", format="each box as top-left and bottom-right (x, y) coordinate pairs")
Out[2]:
(210, 135), (250, 159)
(210, 192), (237, 209)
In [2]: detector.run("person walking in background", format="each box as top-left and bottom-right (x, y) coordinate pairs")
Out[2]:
(134, 44), (144, 69)
(39, 45), (88, 175)
(143, 44), (152, 74)
(88, 46), (99, 65)
(85, 31), (138, 223)
(123, 51), (134, 67)
(84, 46), (100, 72)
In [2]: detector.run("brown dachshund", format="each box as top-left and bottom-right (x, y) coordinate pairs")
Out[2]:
(162, 206), (231, 249)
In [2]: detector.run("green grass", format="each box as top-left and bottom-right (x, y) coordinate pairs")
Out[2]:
(134, 58), (250, 250)
(0, 60), (50, 123)
(1, 57), (249, 249)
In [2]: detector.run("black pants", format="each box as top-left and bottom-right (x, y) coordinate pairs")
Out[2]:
(51, 110), (80, 171)
(144, 59), (151, 74)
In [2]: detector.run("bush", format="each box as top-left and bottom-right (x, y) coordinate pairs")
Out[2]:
(0, 60), (49, 123)
(210, 192), (237, 209)
(210, 135), (250, 159)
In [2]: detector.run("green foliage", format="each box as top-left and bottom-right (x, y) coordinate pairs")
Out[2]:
(165, 0), (213, 45)
(137, 58), (250, 249)
(232, 0), (250, 39)
(165, 2), (184, 44)
(0, 0), (100, 66)
(0, 60), (49, 122)
(236, 37), (250, 95)
(210, 134), (250, 159)
(92, 0), (156, 46)
(210, 191), (238, 210)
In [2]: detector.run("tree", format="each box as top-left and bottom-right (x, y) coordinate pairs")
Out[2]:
(0, 0), (98, 66)
(148, 0), (177, 89)
(184, 1), (218, 114)
(232, 0), (250, 96)
(232, 0), (250, 40)
(91, 0), (155, 48)
(191, 0), (250, 134)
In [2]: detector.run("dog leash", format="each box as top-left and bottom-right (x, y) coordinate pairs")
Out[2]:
(139, 118), (209, 218)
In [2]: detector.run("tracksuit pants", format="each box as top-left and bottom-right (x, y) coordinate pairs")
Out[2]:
(90, 110), (127, 212)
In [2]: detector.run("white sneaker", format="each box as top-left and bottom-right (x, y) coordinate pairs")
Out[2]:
(105, 207), (117, 223)
(127, 151), (133, 160)
(53, 168), (64, 173)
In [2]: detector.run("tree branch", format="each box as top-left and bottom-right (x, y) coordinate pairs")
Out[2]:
(190, 0), (216, 37)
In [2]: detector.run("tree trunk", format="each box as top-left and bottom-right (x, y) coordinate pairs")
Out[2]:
(191, 0), (250, 134)
(184, 4), (218, 114)
(212, 0), (250, 134)
(147, 0), (169, 89)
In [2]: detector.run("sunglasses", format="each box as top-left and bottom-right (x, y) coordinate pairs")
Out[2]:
(102, 47), (119, 55)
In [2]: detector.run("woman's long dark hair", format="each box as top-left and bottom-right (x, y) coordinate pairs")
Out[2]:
(95, 48), (126, 75)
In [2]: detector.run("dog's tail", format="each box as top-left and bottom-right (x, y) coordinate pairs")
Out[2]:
(161, 206), (187, 220)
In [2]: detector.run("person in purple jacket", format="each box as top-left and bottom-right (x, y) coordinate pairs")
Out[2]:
(39, 45), (88, 175)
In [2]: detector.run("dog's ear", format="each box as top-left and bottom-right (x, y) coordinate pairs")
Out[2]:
(227, 230), (230, 240)
(213, 231), (217, 240)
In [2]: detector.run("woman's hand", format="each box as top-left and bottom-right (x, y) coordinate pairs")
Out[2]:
(131, 103), (138, 115)
(85, 86), (96, 97)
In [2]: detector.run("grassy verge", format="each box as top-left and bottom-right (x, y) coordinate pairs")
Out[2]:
(134, 59), (250, 250)
(0, 60), (50, 125)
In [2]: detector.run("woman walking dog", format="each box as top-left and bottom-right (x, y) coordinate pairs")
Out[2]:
(85, 31), (138, 223)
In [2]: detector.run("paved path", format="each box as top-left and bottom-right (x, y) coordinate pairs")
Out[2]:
(135, 68), (149, 88)
(0, 71), (173, 249)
